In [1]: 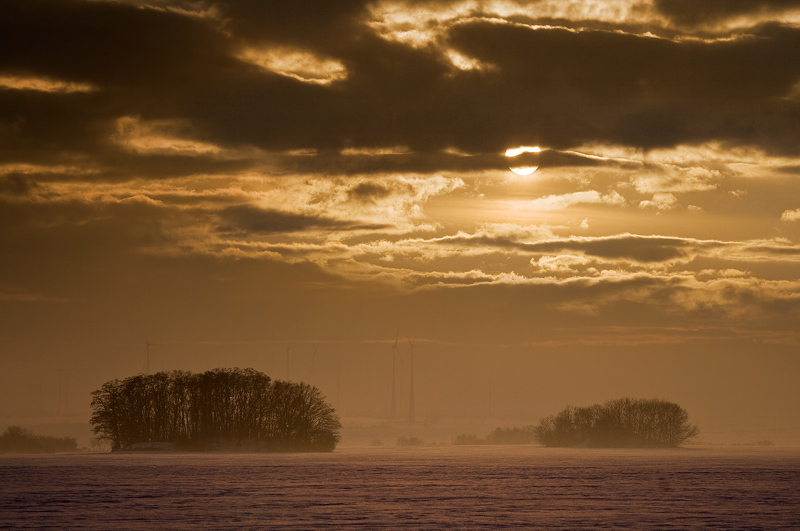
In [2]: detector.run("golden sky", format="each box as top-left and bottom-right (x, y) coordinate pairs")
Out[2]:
(1, 0), (799, 443)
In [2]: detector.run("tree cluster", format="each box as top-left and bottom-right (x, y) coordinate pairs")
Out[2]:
(396, 435), (424, 446)
(534, 397), (699, 448)
(90, 368), (341, 452)
(453, 426), (538, 445)
(0, 426), (77, 454)
(486, 426), (537, 445)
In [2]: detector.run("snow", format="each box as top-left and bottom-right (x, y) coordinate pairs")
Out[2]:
(1, 446), (798, 529)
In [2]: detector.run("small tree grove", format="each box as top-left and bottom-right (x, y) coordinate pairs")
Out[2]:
(534, 397), (699, 447)
(90, 368), (341, 452)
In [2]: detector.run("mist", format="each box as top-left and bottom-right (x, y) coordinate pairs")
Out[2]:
(3, 333), (797, 447)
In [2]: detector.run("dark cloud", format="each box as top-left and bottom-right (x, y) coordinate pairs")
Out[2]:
(277, 148), (627, 175)
(439, 234), (705, 263)
(446, 20), (800, 152)
(219, 0), (368, 51)
(437, 232), (800, 264)
(0, 0), (234, 86)
(96, 152), (258, 181)
(0, 174), (37, 196)
(778, 165), (800, 174)
(2, 0), (799, 173)
(347, 182), (392, 202)
(219, 204), (388, 234)
(0, 0), (239, 168)
(654, 0), (800, 27)
(0, 89), (108, 166)
(525, 236), (697, 263)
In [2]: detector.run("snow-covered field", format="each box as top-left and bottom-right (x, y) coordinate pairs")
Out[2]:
(1, 446), (798, 529)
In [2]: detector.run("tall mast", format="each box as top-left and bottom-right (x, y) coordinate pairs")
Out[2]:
(408, 338), (415, 423)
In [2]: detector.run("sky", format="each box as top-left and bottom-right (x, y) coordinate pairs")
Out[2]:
(1, 0), (800, 444)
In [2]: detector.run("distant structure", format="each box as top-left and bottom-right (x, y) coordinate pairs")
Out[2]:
(407, 338), (415, 423)
(309, 344), (318, 384)
(57, 369), (70, 415)
(145, 341), (151, 374)
(144, 340), (160, 374)
(391, 331), (400, 419)
(336, 353), (342, 410)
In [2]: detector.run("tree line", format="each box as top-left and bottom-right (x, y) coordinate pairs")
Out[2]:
(0, 426), (77, 454)
(90, 368), (341, 452)
(454, 426), (538, 445)
(534, 397), (699, 447)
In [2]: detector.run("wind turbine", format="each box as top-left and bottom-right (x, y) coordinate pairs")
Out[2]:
(407, 337), (416, 423)
(391, 330), (400, 420)
(56, 366), (73, 417)
(144, 340), (157, 374)
(58, 368), (65, 415)
(336, 352), (342, 411)
(309, 344), (318, 384)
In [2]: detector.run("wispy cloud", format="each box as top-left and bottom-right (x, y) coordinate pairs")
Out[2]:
(0, 74), (95, 93)
(521, 190), (626, 211)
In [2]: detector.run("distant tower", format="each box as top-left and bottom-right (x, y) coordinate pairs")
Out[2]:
(391, 331), (399, 419)
(144, 340), (162, 374)
(57, 369), (70, 416)
(337, 353), (342, 410)
(145, 340), (152, 374)
(407, 338), (415, 423)
(309, 344), (318, 384)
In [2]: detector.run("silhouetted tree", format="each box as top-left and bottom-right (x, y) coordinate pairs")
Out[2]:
(534, 398), (698, 447)
(90, 368), (341, 452)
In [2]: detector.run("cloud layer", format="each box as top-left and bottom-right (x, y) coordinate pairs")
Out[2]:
(1, 0), (799, 350)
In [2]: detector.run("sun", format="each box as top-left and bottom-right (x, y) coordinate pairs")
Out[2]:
(509, 166), (538, 176)
(505, 145), (541, 175)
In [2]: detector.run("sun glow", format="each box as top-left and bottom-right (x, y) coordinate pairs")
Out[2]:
(505, 146), (541, 157)
(506, 146), (541, 175)
(509, 166), (538, 175)
(238, 48), (347, 85)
